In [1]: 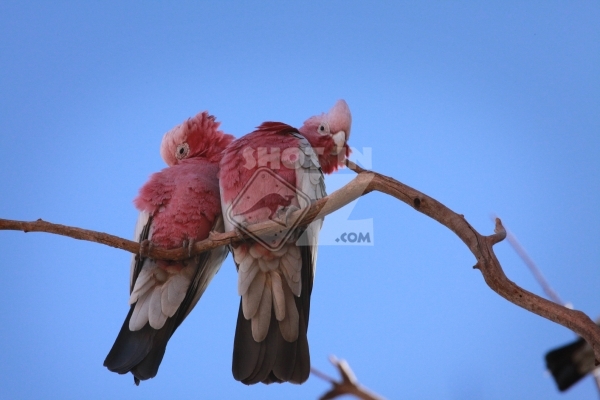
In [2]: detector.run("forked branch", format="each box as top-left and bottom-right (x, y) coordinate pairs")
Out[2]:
(312, 356), (385, 400)
(1, 160), (599, 365)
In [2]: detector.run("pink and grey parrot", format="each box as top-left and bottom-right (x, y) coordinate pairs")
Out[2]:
(219, 100), (352, 384)
(104, 112), (234, 384)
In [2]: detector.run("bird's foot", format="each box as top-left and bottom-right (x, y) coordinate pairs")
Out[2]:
(234, 227), (247, 241)
(139, 239), (153, 258)
(182, 239), (195, 258)
(273, 205), (300, 226)
(208, 230), (221, 241)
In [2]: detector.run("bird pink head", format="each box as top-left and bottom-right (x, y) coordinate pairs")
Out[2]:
(298, 99), (352, 174)
(160, 111), (234, 166)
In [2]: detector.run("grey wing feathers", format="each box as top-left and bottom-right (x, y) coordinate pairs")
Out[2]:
(293, 133), (326, 267)
(104, 246), (228, 383)
(105, 215), (228, 384)
(129, 211), (152, 292)
(292, 132), (326, 201)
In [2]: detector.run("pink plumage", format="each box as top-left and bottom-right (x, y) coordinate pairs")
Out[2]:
(220, 122), (300, 205)
(105, 111), (233, 384)
(219, 100), (352, 385)
(134, 161), (221, 249)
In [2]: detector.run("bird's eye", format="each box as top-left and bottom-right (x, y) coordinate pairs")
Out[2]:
(175, 143), (190, 160)
(318, 122), (330, 135)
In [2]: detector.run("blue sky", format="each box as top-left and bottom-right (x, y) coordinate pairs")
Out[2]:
(1, 1), (599, 399)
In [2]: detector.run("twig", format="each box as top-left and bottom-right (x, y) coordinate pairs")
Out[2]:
(310, 367), (336, 384)
(312, 356), (385, 400)
(491, 216), (565, 306)
(2, 160), (600, 365)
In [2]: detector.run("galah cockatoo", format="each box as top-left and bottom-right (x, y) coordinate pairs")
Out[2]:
(219, 100), (352, 384)
(104, 112), (234, 384)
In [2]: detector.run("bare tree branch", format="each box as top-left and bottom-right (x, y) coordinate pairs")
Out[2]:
(2, 161), (600, 365)
(0, 218), (142, 254)
(312, 356), (385, 400)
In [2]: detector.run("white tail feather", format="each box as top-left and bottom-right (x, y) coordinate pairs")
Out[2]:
(233, 242), (304, 342)
(233, 244), (248, 264)
(280, 253), (301, 296)
(238, 259), (259, 296)
(160, 281), (177, 318)
(251, 275), (272, 342)
(284, 251), (301, 283)
(239, 255), (254, 273)
(162, 274), (189, 317)
(271, 271), (286, 321)
(129, 290), (151, 331)
(278, 281), (299, 342)
(148, 286), (167, 329)
(242, 271), (265, 319)
(129, 266), (156, 305)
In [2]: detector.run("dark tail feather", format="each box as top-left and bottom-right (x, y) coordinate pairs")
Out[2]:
(545, 337), (595, 391)
(103, 306), (180, 384)
(104, 251), (217, 384)
(231, 297), (310, 384)
(232, 245), (314, 385)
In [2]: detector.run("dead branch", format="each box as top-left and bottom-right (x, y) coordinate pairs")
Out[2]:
(312, 356), (385, 400)
(0, 218), (142, 254)
(2, 161), (600, 365)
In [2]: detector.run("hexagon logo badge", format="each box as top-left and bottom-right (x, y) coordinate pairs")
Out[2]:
(225, 167), (311, 251)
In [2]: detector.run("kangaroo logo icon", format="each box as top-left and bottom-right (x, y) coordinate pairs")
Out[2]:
(226, 168), (311, 250)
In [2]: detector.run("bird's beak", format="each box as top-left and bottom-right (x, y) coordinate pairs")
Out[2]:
(331, 131), (346, 155)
